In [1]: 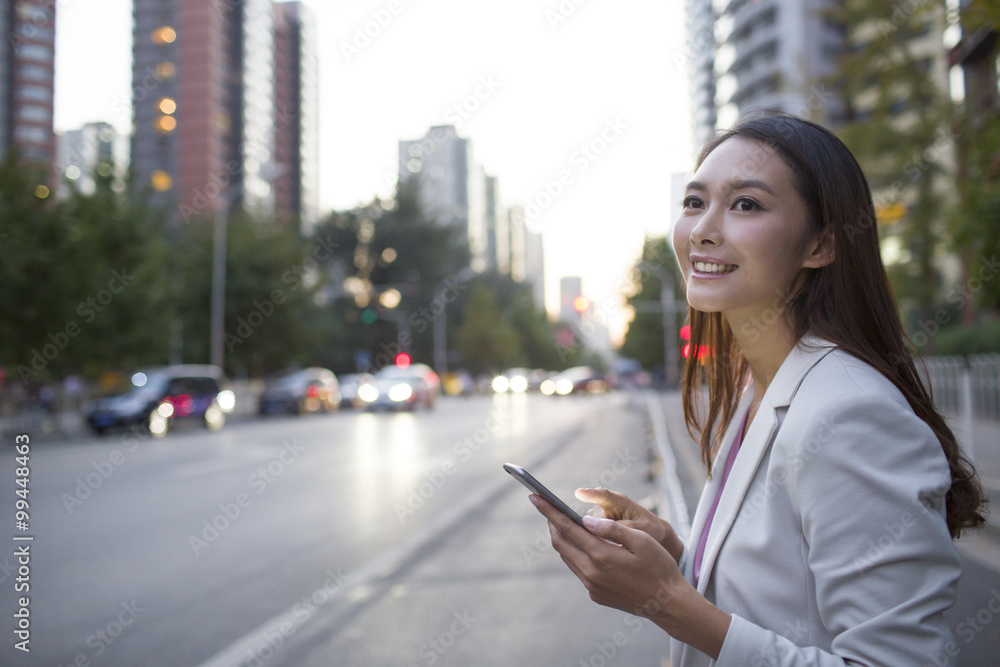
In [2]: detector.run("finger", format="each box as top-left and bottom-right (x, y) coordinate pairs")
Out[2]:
(582, 515), (645, 552)
(532, 495), (602, 548)
(575, 487), (634, 518)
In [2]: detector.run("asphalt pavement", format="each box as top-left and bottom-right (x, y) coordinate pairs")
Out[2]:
(1, 390), (997, 666)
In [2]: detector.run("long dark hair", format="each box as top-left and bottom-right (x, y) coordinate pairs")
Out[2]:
(680, 112), (986, 538)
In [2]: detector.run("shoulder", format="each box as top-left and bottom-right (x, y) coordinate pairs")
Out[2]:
(778, 346), (950, 491)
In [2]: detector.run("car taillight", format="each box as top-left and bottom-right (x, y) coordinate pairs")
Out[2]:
(306, 386), (320, 399)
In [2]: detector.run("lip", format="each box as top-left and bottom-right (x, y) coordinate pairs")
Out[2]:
(689, 254), (738, 279)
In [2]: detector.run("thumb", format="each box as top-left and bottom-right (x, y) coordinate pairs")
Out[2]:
(582, 515), (640, 549)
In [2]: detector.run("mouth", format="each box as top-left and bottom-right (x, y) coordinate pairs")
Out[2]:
(692, 260), (738, 276)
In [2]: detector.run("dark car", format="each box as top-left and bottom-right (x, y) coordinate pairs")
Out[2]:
(337, 373), (374, 409)
(258, 368), (340, 416)
(84, 365), (235, 437)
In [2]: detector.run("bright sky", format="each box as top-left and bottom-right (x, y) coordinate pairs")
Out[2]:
(54, 0), (694, 344)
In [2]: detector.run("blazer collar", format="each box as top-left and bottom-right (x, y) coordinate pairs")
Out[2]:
(689, 334), (837, 594)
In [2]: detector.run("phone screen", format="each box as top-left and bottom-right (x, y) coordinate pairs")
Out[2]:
(503, 463), (586, 527)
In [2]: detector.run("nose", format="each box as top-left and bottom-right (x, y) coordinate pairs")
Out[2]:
(689, 204), (722, 247)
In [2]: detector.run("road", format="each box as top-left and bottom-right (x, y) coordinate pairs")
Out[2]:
(2, 390), (998, 666)
(0, 392), (674, 666)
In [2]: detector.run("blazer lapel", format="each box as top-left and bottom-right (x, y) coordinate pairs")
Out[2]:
(693, 335), (837, 595)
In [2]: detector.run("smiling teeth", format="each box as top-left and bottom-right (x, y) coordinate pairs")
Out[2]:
(694, 261), (737, 274)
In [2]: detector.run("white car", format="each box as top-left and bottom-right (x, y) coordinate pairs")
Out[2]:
(357, 363), (440, 411)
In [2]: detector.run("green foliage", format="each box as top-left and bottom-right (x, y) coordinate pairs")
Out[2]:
(455, 284), (520, 375)
(929, 318), (1000, 355)
(824, 0), (955, 326)
(173, 212), (325, 378)
(619, 237), (684, 372)
(0, 153), (174, 383)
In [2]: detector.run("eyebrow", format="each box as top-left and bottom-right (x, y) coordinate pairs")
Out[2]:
(685, 179), (778, 197)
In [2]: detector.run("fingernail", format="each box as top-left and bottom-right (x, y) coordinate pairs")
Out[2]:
(583, 515), (598, 529)
(528, 495), (540, 507)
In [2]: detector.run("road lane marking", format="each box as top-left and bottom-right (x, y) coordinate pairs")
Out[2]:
(194, 420), (589, 667)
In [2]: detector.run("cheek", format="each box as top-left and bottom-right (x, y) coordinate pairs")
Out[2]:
(671, 219), (690, 264)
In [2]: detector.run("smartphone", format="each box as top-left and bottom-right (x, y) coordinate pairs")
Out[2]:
(503, 463), (586, 527)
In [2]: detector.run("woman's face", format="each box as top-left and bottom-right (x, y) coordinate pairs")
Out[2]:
(672, 137), (832, 324)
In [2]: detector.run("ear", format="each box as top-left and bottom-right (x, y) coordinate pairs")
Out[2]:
(802, 226), (835, 269)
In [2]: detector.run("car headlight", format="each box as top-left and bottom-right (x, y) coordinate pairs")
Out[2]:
(156, 402), (175, 418)
(491, 376), (510, 393)
(217, 389), (236, 412)
(388, 383), (413, 402)
(509, 376), (528, 393)
(540, 380), (556, 395)
(358, 384), (379, 403)
(555, 379), (574, 395)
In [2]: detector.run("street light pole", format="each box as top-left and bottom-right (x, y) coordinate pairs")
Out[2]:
(433, 267), (477, 376)
(210, 185), (243, 370)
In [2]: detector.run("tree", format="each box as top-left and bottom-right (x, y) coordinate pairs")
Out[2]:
(172, 211), (326, 377)
(455, 284), (520, 375)
(824, 0), (958, 334)
(619, 237), (685, 374)
(0, 154), (175, 384)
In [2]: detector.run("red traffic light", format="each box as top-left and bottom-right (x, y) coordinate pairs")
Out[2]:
(680, 324), (691, 341)
(395, 352), (411, 369)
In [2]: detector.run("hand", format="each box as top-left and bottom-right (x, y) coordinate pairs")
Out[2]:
(575, 487), (684, 563)
(531, 494), (730, 659)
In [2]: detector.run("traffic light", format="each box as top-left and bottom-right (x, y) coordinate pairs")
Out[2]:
(680, 324), (691, 359)
(573, 296), (590, 313)
(360, 309), (377, 325)
(395, 352), (411, 369)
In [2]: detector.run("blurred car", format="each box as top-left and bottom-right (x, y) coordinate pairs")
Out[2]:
(442, 370), (475, 396)
(84, 365), (235, 437)
(492, 367), (530, 393)
(542, 366), (610, 396)
(357, 363), (440, 411)
(337, 373), (374, 409)
(258, 367), (340, 416)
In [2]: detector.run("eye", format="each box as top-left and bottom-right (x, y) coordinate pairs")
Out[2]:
(733, 197), (760, 212)
(682, 195), (704, 210)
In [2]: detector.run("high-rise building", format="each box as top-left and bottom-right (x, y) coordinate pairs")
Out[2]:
(484, 174), (507, 273)
(273, 0), (320, 232)
(131, 0), (279, 221)
(398, 125), (488, 270)
(688, 0), (843, 143)
(521, 217), (546, 315)
(1, 0), (57, 173)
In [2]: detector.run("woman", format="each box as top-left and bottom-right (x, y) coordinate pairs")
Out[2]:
(530, 113), (987, 665)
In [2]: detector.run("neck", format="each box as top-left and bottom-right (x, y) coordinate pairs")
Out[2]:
(726, 309), (799, 399)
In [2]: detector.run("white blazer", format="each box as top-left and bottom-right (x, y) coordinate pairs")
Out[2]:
(670, 336), (961, 666)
